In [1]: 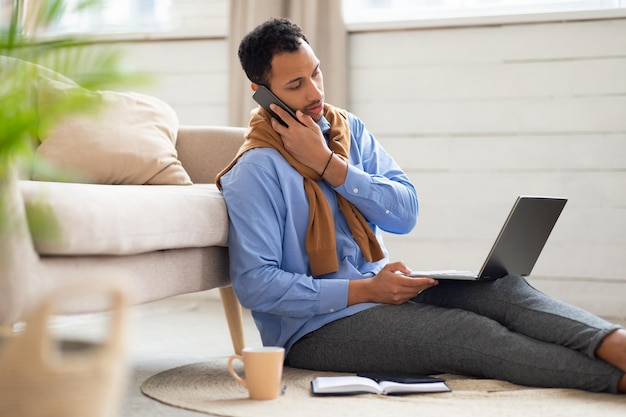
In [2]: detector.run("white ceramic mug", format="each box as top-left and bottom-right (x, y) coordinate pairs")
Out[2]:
(227, 346), (285, 400)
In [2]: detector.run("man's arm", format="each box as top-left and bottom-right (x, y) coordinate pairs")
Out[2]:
(333, 114), (418, 234)
(270, 105), (418, 234)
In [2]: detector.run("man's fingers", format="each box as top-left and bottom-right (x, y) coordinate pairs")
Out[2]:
(385, 260), (411, 275)
(270, 103), (297, 125)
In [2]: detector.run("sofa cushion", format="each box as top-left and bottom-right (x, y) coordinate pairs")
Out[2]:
(19, 181), (228, 255)
(32, 77), (192, 185)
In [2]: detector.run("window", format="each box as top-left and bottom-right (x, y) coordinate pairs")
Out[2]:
(42, 0), (171, 35)
(343, 0), (626, 26)
(1, 0), (229, 38)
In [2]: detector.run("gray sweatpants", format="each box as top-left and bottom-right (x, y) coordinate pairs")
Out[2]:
(286, 275), (624, 393)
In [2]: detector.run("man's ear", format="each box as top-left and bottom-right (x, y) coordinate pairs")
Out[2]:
(251, 83), (259, 92)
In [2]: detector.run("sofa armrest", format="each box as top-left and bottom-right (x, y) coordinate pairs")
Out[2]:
(176, 126), (246, 184)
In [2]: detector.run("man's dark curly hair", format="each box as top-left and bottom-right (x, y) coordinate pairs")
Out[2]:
(238, 18), (309, 86)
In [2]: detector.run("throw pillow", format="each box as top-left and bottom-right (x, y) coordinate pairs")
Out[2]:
(32, 77), (192, 185)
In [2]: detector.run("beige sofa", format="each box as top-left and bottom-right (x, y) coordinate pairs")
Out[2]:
(1, 125), (247, 354)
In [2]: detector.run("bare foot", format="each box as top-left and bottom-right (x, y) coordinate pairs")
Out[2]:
(596, 329), (626, 371)
(596, 329), (626, 393)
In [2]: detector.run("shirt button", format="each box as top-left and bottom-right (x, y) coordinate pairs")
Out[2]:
(329, 308), (335, 313)
(385, 209), (390, 215)
(352, 187), (359, 194)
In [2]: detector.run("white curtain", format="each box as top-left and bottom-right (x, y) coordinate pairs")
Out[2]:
(228, 0), (348, 127)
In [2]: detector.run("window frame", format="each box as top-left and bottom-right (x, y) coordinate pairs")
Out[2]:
(14, 0), (228, 41)
(343, 2), (626, 32)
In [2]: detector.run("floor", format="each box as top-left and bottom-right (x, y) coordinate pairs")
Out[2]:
(52, 291), (261, 417)
(50, 291), (625, 417)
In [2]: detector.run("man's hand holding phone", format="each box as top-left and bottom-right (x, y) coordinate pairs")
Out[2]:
(269, 103), (330, 171)
(251, 85), (347, 186)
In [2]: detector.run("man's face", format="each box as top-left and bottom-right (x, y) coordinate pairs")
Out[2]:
(264, 41), (325, 122)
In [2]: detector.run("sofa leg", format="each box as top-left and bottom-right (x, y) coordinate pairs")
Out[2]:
(219, 286), (245, 355)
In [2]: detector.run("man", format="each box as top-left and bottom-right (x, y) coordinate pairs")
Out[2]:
(217, 17), (626, 393)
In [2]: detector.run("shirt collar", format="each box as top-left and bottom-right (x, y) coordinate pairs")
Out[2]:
(317, 115), (331, 134)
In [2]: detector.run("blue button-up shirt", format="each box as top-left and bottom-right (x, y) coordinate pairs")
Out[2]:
(220, 111), (418, 354)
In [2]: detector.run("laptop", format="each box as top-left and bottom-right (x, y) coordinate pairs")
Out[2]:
(407, 196), (567, 281)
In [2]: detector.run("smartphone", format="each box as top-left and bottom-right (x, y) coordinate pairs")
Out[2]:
(252, 85), (302, 127)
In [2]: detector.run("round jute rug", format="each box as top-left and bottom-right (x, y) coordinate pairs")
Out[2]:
(141, 359), (626, 417)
